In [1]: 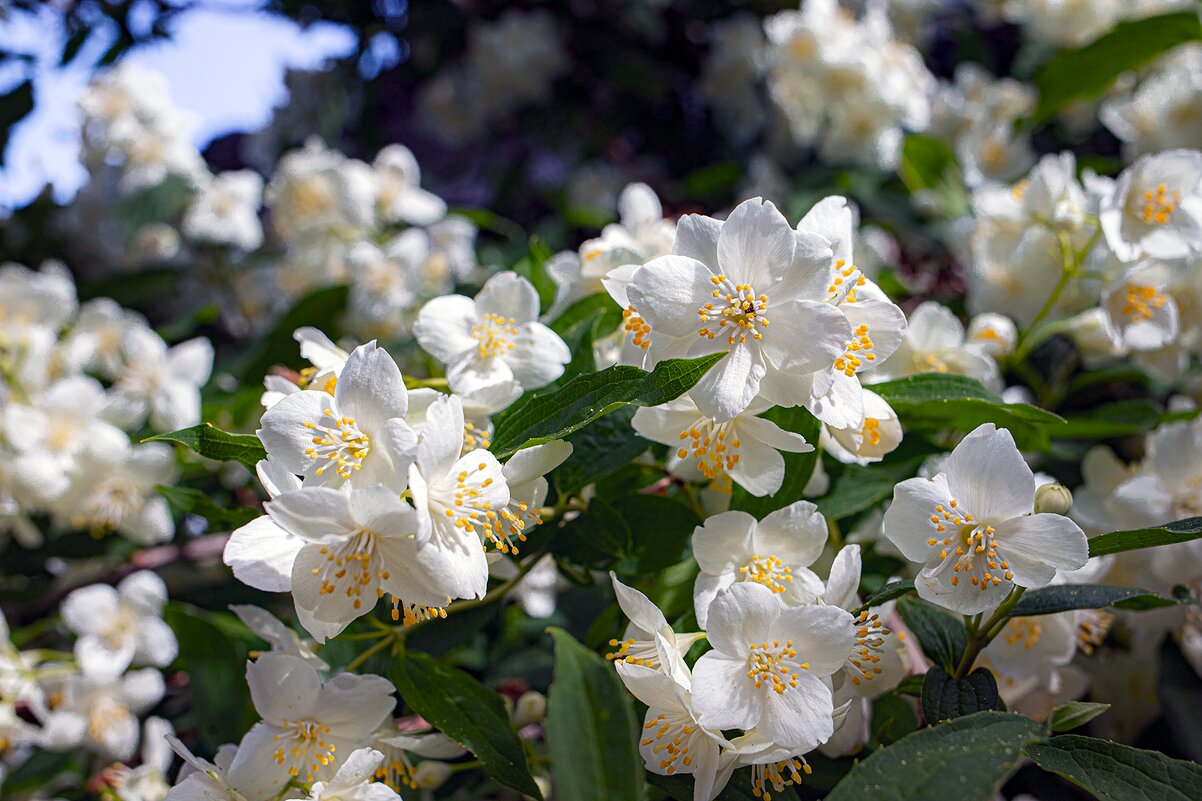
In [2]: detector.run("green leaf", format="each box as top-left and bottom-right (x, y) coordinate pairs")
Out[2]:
(1024, 734), (1202, 800)
(897, 597), (967, 672)
(233, 284), (349, 381)
(824, 712), (1044, 801)
(554, 407), (650, 495)
(1048, 702), (1110, 733)
(1034, 12), (1202, 123)
(1057, 399), (1164, 439)
(490, 354), (724, 459)
(872, 693), (920, 746)
(145, 423), (266, 470)
(854, 580), (916, 614)
(163, 604), (257, 748)
(1012, 584), (1186, 616)
(899, 134), (964, 196)
(552, 494), (697, 576)
(729, 406), (821, 517)
(546, 628), (644, 801)
(922, 666), (1000, 723)
(154, 485), (260, 529)
(512, 237), (558, 315)
(551, 292), (623, 339)
(391, 649), (542, 799)
(870, 374), (1064, 450)
(815, 456), (926, 522)
(1087, 517), (1202, 558)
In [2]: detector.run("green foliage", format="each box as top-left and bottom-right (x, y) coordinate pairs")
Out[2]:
(551, 494), (698, 576)
(231, 284), (350, 381)
(1048, 702), (1111, 733)
(1087, 517), (1202, 558)
(1034, 12), (1202, 123)
(728, 406), (821, 517)
(391, 649), (542, 798)
(490, 353), (725, 459)
(550, 292), (623, 338)
(1012, 584), (1186, 616)
(871, 693), (920, 746)
(1024, 735), (1202, 800)
(899, 134), (968, 214)
(897, 597), (967, 672)
(154, 484), (260, 529)
(824, 712), (1044, 801)
(553, 407), (650, 495)
(854, 579), (916, 614)
(922, 666), (1000, 723)
(511, 237), (558, 315)
(146, 422), (267, 470)
(546, 628), (645, 801)
(815, 456), (926, 522)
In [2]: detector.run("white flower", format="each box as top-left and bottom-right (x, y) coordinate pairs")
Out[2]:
(820, 389), (902, 466)
(632, 396), (813, 496)
(493, 439), (572, 554)
(1021, 151), (1087, 232)
(266, 139), (377, 244)
(966, 313), (1018, 358)
(40, 668), (165, 761)
(164, 734), (246, 801)
(0, 262), (78, 391)
(1101, 47), (1202, 160)
(414, 272), (570, 394)
(182, 171), (264, 251)
(406, 395), (502, 600)
(258, 342), (418, 491)
(371, 728), (467, 793)
(227, 654), (395, 795)
(627, 198), (851, 421)
(821, 545), (906, 696)
(615, 657), (726, 801)
(62, 571), (177, 679)
(110, 717), (174, 801)
(882, 424), (1089, 615)
(52, 440), (177, 544)
(60, 298), (147, 379)
(231, 604), (328, 671)
(1101, 261), (1180, 351)
(1100, 149), (1202, 261)
(690, 582), (854, 751)
(609, 573), (705, 676)
(691, 501), (828, 628)
(261, 327), (350, 409)
(305, 748), (401, 801)
(869, 301), (1001, 391)
(373, 144), (447, 226)
(111, 328), (213, 432)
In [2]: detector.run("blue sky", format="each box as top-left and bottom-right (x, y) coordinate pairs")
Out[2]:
(0, 2), (357, 209)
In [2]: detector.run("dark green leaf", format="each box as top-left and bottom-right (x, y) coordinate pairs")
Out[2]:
(816, 456), (926, 522)
(922, 666), (1000, 723)
(1048, 702), (1110, 732)
(233, 284), (349, 381)
(897, 597), (967, 671)
(1088, 517), (1202, 558)
(871, 374), (1064, 450)
(1024, 734), (1202, 800)
(145, 423), (266, 470)
(490, 354), (724, 459)
(729, 406), (821, 517)
(1012, 584), (1186, 616)
(552, 494), (697, 576)
(899, 134), (964, 195)
(512, 237), (558, 315)
(546, 628), (644, 801)
(1057, 399), (1164, 439)
(154, 485), (260, 529)
(391, 649), (542, 798)
(824, 712), (1044, 801)
(854, 580), (916, 615)
(896, 674), (925, 696)
(872, 693), (920, 746)
(554, 407), (650, 495)
(551, 292), (623, 338)
(1034, 12), (1202, 123)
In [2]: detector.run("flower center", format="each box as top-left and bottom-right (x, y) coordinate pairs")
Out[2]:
(751, 756), (811, 801)
(472, 313), (518, 360)
(676, 420), (740, 484)
(302, 409), (371, 480)
(99, 606), (138, 650)
(746, 640), (806, 694)
(926, 500), (1012, 591)
(739, 554), (792, 594)
(1002, 617), (1042, 650)
(433, 460), (497, 541)
(622, 305), (652, 351)
(1076, 610), (1113, 654)
(833, 323), (875, 377)
(271, 719), (336, 782)
(606, 637), (658, 668)
(88, 696), (132, 744)
(862, 418), (881, 446)
(640, 711), (701, 775)
(1141, 182), (1180, 225)
(848, 609), (889, 686)
(77, 476), (141, 534)
(696, 274), (769, 347)
(1122, 284), (1168, 323)
(911, 351), (951, 374)
(492, 499), (539, 555)
(312, 529), (388, 611)
(827, 260), (867, 303)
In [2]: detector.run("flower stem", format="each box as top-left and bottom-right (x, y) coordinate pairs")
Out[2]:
(952, 586), (1026, 679)
(345, 633), (396, 672)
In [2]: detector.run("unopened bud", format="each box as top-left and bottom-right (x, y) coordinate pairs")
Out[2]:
(1035, 483), (1073, 515)
(513, 691), (547, 726)
(412, 760), (454, 790)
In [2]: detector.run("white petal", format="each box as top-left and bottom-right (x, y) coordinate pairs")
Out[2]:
(944, 424), (1035, 523)
(224, 516), (303, 592)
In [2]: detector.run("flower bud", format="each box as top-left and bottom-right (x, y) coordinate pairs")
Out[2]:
(1035, 483), (1073, 515)
(412, 760), (454, 790)
(513, 690), (547, 726)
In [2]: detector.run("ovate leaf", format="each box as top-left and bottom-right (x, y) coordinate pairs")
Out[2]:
(546, 628), (644, 801)
(897, 597), (967, 672)
(145, 423), (266, 470)
(391, 650), (541, 798)
(490, 354), (724, 459)
(1048, 702), (1110, 733)
(1034, 12), (1202, 123)
(1024, 734), (1202, 800)
(922, 666), (1000, 723)
(1012, 584), (1185, 616)
(154, 485), (260, 529)
(1087, 517), (1202, 558)
(824, 712), (1044, 801)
